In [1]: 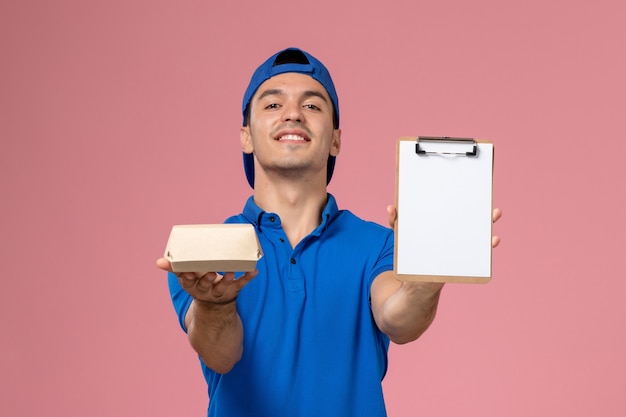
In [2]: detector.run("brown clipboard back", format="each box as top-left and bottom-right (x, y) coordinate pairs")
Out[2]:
(394, 136), (494, 284)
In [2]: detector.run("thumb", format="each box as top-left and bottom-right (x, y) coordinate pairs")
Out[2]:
(386, 205), (397, 228)
(156, 257), (173, 272)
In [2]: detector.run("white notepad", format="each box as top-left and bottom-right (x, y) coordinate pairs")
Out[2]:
(394, 137), (494, 283)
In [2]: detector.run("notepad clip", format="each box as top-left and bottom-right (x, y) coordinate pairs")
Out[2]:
(416, 136), (478, 157)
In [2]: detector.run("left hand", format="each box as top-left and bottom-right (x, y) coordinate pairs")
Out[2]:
(386, 206), (503, 248)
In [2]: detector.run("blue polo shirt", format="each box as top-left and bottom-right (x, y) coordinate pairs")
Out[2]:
(168, 194), (395, 417)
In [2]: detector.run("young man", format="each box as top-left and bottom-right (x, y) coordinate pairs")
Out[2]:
(157, 47), (501, 416)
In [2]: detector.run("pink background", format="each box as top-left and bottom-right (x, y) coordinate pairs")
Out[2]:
(2, 0), (625, 416)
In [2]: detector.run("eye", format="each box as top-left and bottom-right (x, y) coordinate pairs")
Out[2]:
(303, 103), (321, 111)
(265, 103), (280, 110)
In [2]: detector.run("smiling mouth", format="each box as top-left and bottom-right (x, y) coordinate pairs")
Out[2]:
(277, 134), (308, 142)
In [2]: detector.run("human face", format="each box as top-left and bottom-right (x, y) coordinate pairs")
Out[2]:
(240, 73), (341, 185)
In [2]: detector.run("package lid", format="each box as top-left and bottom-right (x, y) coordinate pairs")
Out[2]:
(164, 224), (263, 273)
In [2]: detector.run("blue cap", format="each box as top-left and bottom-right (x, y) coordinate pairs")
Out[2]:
(241, 47), (340, 189)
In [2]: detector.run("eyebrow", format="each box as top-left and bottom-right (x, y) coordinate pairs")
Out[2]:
(257, 88), (329, 103)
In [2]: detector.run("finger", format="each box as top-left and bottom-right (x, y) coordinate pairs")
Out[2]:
(178, 272), (198, 289)
(178, 272), (214, 291)
(386, 205), (397, 228)
(492, 235), (501, 248)
(492, 208), (502, 223)
(196, 272), (219, 291)
(236, 270), (259, 286)
(226, 270), (258, 294)
(211, 270), (257, 292)
(220, 272), (236, 283)
(202, 273), (238, 301)
(156, 257), (173, 272)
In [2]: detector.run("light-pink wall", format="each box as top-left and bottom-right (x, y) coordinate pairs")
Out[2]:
(2, 1), (625, 416)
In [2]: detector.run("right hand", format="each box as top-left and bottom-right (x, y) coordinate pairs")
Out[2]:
(156, 258), (257, 304)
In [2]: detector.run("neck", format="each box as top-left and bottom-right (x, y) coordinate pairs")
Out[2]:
(253, 176), (328, 247)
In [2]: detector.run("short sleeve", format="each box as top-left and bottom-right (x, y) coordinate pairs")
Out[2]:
(167, 271), (193, 333)
(369, 228), (395, 285)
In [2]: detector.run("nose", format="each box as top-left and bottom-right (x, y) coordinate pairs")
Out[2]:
(282, 101), (303, 123)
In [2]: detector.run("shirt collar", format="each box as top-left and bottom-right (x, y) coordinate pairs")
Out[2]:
(241, 193), (339, 233)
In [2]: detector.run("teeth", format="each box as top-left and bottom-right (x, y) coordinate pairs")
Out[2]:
(279, 134), (305, 141)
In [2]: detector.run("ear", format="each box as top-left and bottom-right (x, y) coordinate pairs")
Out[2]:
(240, 126), (254, 154)
(329, 128), (341, 157)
